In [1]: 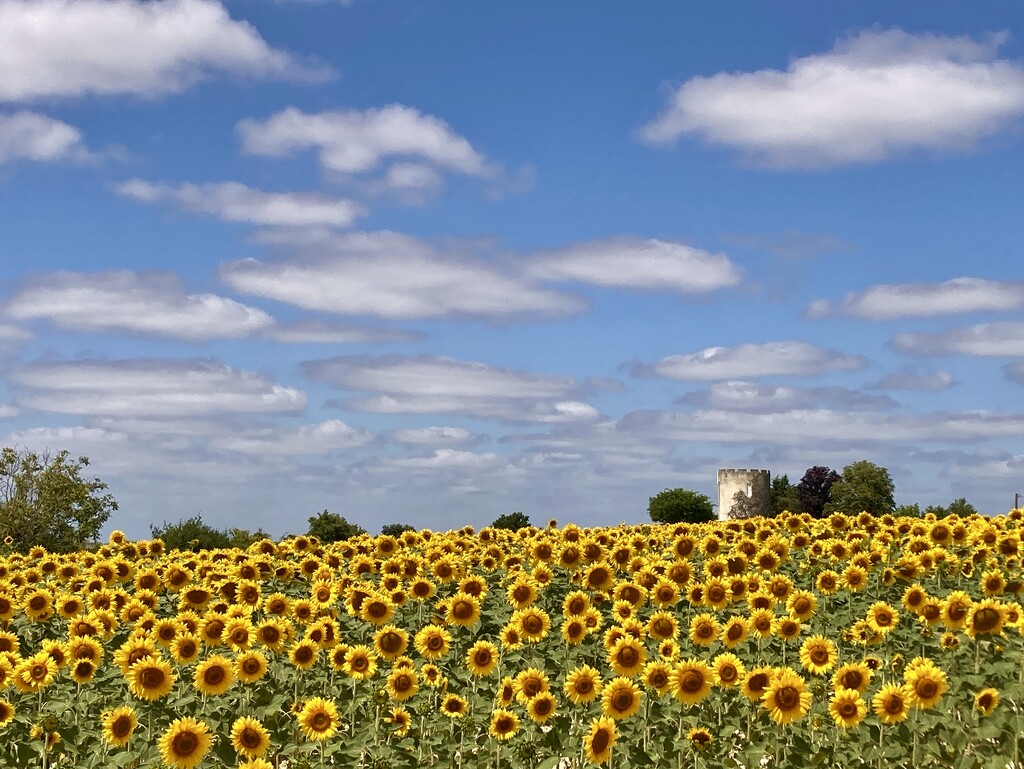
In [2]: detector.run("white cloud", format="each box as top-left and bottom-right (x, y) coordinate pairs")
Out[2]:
(0, 111), (92, 163)
(237, 105), (489, 176)
(11, 358), (306, 417)
(525, 238), (742, 294)
(633, 341), (866, 380)
(0, 403), (18, 418)
(387, 449), (504, 470)
(892, 321), (1024, 357)
(640, 29), (1024, 168)
(1005, 362), (1024, 386)
(392, 426), (476, 446)
(5, 270), (274, 339)
(261, 320), (422, 344)
(619, 407), (1024, 445)
(677, 380), (897, 412)
(0, 324), (32, 342)
(221, 230), (582, 320)
(868, 367), (955, 391)
(813, 277), (1024, 320)
(305, 354), (600, 424)
(0, 0), (328, 102)
(117, 180), (366, 228)
(210, 419), (372, 455)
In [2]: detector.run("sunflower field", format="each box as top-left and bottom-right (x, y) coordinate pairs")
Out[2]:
(1, 509), (1023, 769)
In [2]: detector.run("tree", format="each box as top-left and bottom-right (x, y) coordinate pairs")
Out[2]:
(306, 510), (366, 543)
(796, 466), (841, 519)
(729, 489), (760, 519)
(0, 447), (117, 552)
(647, 488), (715, 525)
(825, 461), (895, 516)
(491, 512), (531, 531)
(769, 474), (801, 516)
(150, 516), (270, 551)
(381, 523), (415, 537)
(946, 497), (978, 518)
(895, 503), (923, 517)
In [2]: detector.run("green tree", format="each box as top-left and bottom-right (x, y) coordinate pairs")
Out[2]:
(647, 488), (715, 525)
(381, 523), (415, 537)
(306, 510), (366, 543)
(151, 515), (232, 551)
(825, 460), (896, 516)
(769, 474), (801, 516)
(491, 512), (531, 531)
(895, 503), (923, 517)
(946, 497), (978, 518)
(0, 447), (117, 552)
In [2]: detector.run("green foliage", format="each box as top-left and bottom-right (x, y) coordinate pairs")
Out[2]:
(491, 511), (531, 531)
(647, 488), (715, 524)
(895, 503), (923, 517)
(769, 474), (801, 516)
(0, 446), (118, 552)
(149, 515), (268, 552)
(825, 460), (896, 516)
(381, 523), (416, 537)
(925, 497), (979, 519)
(306, 509), (366, 543)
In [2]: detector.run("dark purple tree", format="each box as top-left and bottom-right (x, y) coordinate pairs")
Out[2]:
(796, 466), (841, 519)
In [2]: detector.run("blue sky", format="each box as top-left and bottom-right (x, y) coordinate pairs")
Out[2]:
(1, 0), (1023, 537)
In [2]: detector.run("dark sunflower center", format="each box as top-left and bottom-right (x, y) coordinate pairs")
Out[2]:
(776, 686), (799, 710)
(142, 668), (164, 687)
(591, 730), (610, 754)
(523, 616), (543, 634)
(112, 717), (132, 738)
(973, 608), (1000, 633)
(204, 667), (225, 685)
(885, 695), (905, 714)
(617, 648), (639, 666)
(172, 733), (198, 756)
(681, 671), (703, 693)
(241, 728), (261, 748)
(312, 713), (329, 730)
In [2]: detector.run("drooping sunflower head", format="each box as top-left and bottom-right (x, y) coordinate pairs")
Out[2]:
(687, 727), (713, 751)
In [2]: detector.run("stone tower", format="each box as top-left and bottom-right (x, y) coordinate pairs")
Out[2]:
(717, 468), (771, 520)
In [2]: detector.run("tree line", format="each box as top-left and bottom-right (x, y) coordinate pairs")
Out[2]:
(0, 445), (984, 553)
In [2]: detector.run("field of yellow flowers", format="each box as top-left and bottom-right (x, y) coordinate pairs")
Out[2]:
(1, 509), (1022, 769)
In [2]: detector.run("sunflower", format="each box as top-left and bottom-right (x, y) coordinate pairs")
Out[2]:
(702, 577), (732, 610)
(642, 661), (673, 697)
(289, 640), (319, 671)
(0, 700), (14, 728)
(712, 653), (745, 688)
(965, 598), (1006, 638)
(127, 656), (175, 701)
(360, 594), (394, 626)
(831, 662), (872, 694)
(563, 591), (591, 616)
(981, 568), (1006, 597)
(562, 617), (588, 645)
(564, 665), (603, 704)
(158, 718), (212, 769)
(872, 683), (912, 724)
(387, 668), (419, 702)
(786, 590), (817, 621)
(497, 676), (516, 707)
(748, 609), (775, 639)
(720, 616), (750, 649)
(527, 692), (557, 724)
(193, 655), (234, 696)
(798, 635), (837, 676)
(297, 697), (340, 741)
(904, 660), (948, 709)
(446, 593), (482, 628)
(762, 668), (811, 725)
(941, 591), (973, 629)
(489, 709), (520, 740)
(608, 636), (646, 678)
(225, 619), (255, 651)
(230, 717), (270, 759)
(866, 602), (899, 635)
(440, 694), (469, 719)
(169, 634), (201, 665)
(688, 614), (720, 646)
(646, 611), (678, 641)
(466, 640), (499, 677)
(101, 706), (138, 747)
(507, 576), (539, 609)
(583, 717), (617, 765)
(386, 706), (412, 736)
(373, 625), (409, 661)
(901, 584), (928, 614)
(23, 589), (54, 622)
(601, 676), (642, 720)
(70, 658), (97, 684)
(775, 617), (802, 643)
(235, 650), (269, 684)
(828, 688), (866, 729)
(514, 667), (550, 703)
(816, 570), (840, 595)
(975, 688), (1000, 717)
(414, 625), (452, 660)
(687, 727), (713, 751)
(670, 659), (713, 706)
(651, 579), (680, 607)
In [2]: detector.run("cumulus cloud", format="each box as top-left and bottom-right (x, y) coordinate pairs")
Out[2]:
(237, 105), (490, 176)
(525, 238), (742, 294)
(220, 230), (582, 320)
(640, 29), (1024, 168)
(0, 403), (18, 418)
(210, 419), (372, 455)
(811, 277), (1024, 320)
(11, 358), (306, 417)
(868, 367), (955, 391)
(891, 321), (1024, 357)
(633, 341), (866, 380)
(117, 180), (367, 228)
(392, 426), (477, 446)
(676, 381), (898, 412)
(5, 270), (274, 339)
(0, 111), (93, 163)
(260, 320), (422, 344)
(0, 0), (329, 102)
(305, 354), (599, 424)
(618, 407), (1024, 445)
